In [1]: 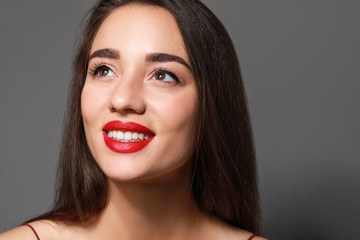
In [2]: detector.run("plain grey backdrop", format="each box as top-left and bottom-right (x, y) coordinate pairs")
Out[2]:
(0, 0), (359, 239)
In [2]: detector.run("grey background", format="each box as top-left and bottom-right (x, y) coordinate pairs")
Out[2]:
(0, 0), (359, 239)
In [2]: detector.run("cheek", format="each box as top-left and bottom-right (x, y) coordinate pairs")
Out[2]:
(168, 98), (196, 129)
(151, 87), (198, 139)
(81, 84), (106, 127)
(81, 84), (109, 159)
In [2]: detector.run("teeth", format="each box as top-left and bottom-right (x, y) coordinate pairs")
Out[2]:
(132, 132), (139, 139)
(124, 131), (132, 140)
(117, 131), (124, 140)
(107, 130), (152, 142)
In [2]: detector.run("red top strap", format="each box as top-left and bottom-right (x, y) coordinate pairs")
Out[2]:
(248, 234), (258, 240)
(21, 223), (40, 240)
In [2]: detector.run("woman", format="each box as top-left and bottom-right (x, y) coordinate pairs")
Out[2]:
(0, 0), (265, 239)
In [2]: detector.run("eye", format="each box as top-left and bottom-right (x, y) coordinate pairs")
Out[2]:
(152, 70), (180, 83)
(92, 65), (115, 77)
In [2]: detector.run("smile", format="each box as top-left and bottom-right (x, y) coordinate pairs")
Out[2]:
(107, 130), (153, 142)
(103, 120), (155, 153)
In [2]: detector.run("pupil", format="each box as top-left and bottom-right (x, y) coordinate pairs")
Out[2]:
(101, 68), (108, 75)
(156, 72), (165, 80)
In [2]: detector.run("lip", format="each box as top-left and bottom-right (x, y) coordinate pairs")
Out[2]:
(103, 120), (155, 153)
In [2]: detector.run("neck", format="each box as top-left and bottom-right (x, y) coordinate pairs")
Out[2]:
(87, 165), (205, 240)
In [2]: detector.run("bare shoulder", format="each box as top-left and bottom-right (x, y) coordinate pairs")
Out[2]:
(0, 220), (63, 240)
(202, 217), (268, 240)
(0, 225), (38, 240)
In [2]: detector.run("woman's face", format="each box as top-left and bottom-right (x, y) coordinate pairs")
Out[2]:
(81, 4), (197, 182)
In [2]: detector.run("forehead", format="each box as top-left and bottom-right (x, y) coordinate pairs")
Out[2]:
(91, 4), (188, 61)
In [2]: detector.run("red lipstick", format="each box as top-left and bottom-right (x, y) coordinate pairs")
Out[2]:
(103, 120), (155, 153)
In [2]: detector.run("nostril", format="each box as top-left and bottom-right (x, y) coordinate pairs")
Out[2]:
(109, 106), (117, 113)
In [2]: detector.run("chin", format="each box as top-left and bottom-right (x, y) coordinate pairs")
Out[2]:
(100, 156), (191, 185)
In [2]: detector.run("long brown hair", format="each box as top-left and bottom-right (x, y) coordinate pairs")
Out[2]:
(30, 0), (260, 234)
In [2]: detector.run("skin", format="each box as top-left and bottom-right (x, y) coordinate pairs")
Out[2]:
(0, 5), (266, 240)
(81, 4), (197, 184)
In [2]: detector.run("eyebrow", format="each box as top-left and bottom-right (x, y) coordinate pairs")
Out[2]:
(89, 48), (120, 60)
(89, 48), (191, 69)
(145, 53), (191, 69)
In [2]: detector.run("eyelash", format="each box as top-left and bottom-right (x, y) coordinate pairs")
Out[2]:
(87, 62), (181, 84)
(88, 61), (111, 77)
(151, 67), (181, 83)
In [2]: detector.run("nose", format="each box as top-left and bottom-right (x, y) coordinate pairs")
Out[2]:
(108, 74), (146, 115)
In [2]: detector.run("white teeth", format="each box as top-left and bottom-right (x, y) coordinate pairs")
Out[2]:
(116, 131), (124, 140)
(132, 132), (139, 139)
(108, 130), (152, 142)
(124, 131), (132, 140)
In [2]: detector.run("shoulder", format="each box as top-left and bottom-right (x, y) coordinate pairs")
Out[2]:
(0, 220), (62, 240)
(202, 216), (268, 240)
(0, 225), (38, 240)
